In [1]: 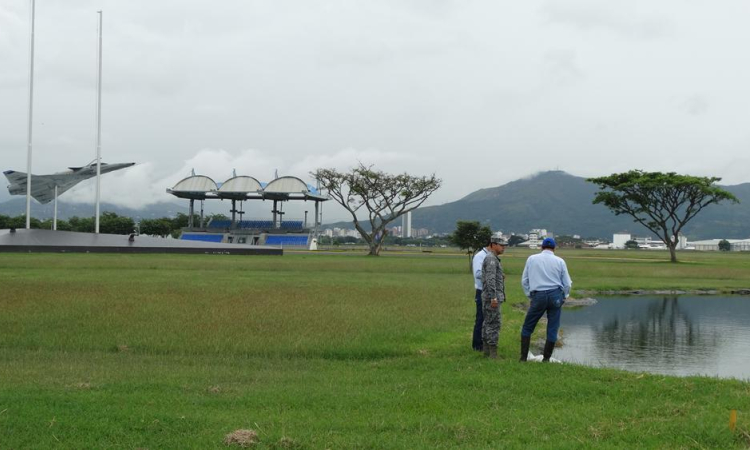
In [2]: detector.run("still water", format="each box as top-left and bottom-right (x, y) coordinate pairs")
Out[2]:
(555, 296), (750, 380)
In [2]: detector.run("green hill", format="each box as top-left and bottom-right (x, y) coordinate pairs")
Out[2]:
(404, 171), (750, 239)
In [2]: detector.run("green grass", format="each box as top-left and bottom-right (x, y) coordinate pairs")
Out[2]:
(0, 250), (749, 449)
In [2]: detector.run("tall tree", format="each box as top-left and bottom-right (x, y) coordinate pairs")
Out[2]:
(100, 212), (135, 235)
(449, 221), (492, 271)
(588, 171), (739, 262)
(139, 218), (173, 237)
(312, 164), (441, 256)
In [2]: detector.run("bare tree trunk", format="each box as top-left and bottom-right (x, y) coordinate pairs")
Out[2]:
(669, 244), (678, 263)
(368, 242), (381, 256)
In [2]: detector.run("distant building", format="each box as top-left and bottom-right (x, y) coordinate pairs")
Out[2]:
(402, 212), (412, 238)
(612, 232), (631, 249)
(691, 239), (750, 251)
(678, 234), (688, 250)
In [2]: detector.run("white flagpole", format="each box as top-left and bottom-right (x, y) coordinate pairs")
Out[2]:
(95, 11), (103, 233)
(25, 0), (36, 229)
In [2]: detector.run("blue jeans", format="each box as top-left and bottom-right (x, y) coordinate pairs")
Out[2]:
(472, 289), (484, 350)
(521, 288), (564, 342)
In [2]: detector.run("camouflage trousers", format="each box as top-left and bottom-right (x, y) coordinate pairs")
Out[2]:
(481, 297), (502, 346)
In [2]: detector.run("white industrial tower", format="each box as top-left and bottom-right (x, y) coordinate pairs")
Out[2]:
(402, 211), (412, 238)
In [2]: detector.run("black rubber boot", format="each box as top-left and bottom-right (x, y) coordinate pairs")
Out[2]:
(483, 340), (490, 358)
(542, 340), (556, 362)
(488, 345), (498, 359)
(520, 336), (531, 362)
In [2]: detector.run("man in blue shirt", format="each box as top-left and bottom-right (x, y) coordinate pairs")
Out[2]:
(520, 237), (573, 362)
(471, 241), (492, 352)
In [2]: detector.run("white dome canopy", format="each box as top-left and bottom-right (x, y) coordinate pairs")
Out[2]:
(264, 176), (309, 194)
(219, 176), (263, 193)
(172, 175), (217, 192)
(168, 175), (218, 199)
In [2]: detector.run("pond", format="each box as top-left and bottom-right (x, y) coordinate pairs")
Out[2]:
(555, 296), (750, 380)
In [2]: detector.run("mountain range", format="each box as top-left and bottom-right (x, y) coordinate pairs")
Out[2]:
(410, 171), (750, 239)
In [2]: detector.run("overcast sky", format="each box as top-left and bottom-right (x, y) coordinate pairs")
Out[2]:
(1, 0), (749, 221)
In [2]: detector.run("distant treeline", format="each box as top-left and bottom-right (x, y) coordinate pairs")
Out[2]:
(0, 212), (221, 238)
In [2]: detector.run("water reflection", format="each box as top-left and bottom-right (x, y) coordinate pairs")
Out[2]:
(556, 296), (750, 380)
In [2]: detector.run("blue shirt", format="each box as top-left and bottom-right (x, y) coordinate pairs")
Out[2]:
(521, 249), (573, 298)
(472, 248), (490, 290)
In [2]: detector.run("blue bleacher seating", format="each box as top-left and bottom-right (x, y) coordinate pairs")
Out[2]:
(208, 219), (231, 229)
(280, 221), (303, 230)
(238, 220), (274, 229)
(265, 235), (309, 246)
(181, 233), (224, 243)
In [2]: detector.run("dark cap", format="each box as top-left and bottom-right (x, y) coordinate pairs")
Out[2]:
(541, 237), (556, 249)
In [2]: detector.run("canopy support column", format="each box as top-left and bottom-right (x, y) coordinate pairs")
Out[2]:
(314, 200), (320, 236)
(272, 200), (278, 228)
(189, 199), (194, 229)
(199, 200), (205, 229)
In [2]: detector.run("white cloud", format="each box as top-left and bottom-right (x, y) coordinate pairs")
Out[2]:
(542, 1), (672, 39)
(679, 95), (710, 116)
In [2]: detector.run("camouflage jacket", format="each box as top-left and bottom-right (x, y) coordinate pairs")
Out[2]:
(481, 255), (505, 302)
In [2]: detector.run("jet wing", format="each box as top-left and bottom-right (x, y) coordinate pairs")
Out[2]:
(4, 170), (81, 204)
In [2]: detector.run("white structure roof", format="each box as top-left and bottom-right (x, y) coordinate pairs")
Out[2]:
(169, 175), (219, 199)
(264, 176), (308, 193)
(167, 174), (327, 202)
(216, 176), (263, 199)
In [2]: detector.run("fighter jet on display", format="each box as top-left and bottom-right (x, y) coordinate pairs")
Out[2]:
(4, 161), (135, 204)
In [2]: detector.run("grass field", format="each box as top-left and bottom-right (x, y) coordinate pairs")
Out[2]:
(1, 249), (749, 449)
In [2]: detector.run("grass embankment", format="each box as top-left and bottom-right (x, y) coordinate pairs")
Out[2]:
(0, 250), (749, 448)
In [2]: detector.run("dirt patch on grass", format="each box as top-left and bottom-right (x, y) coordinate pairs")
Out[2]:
(208, 385), (221, 394)
(224, 429), (258, 447)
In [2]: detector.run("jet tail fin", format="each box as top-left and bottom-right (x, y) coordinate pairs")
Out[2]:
(4, 170), (61, 204)
(4, 170), (28, 187)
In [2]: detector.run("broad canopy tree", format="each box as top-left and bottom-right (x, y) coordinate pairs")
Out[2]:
(449, 221), (492, 271)
(588, 170), (739, 263)
(312, 164), (441, 256)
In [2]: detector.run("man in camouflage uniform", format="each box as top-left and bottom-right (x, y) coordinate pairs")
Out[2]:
(481, 236), (508, 359)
